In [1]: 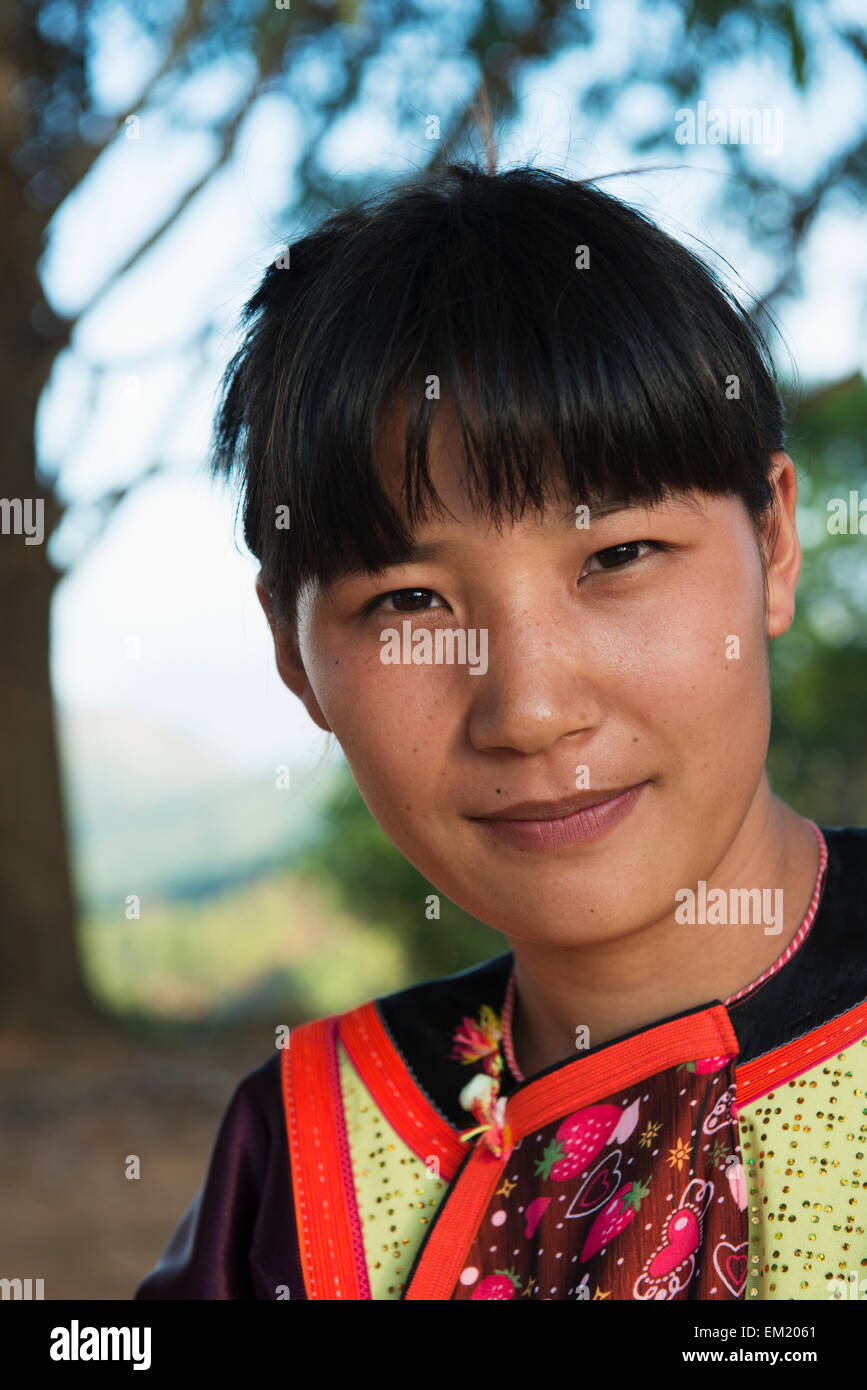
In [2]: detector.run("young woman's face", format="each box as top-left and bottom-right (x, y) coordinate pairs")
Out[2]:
(280, 399), (798, 947)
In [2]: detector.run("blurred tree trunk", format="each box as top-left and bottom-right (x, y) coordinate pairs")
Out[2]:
(0, 529), (99, 1027)
(0, 29), (99, 1027)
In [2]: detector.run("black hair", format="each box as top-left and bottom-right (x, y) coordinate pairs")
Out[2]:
(211, 161), (786, 629)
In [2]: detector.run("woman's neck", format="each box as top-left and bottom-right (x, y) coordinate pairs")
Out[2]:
(507, 795), (821, 1079)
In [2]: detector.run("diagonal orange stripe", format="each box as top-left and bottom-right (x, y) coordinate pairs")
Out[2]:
(340, 1000), (468, 1178)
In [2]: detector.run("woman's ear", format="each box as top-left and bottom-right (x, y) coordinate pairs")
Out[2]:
(763, 451), (802, 640)
(255, 573), (333, 733)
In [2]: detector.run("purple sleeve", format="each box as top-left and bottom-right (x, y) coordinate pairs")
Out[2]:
(134, 1054), (306, 1300)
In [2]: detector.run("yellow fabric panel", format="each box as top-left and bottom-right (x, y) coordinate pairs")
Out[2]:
(737, 1035), (867, 1300)
(336, 1038), (449, 1299)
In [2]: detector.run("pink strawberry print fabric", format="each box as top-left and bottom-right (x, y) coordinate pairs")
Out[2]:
(454, 1057), (747, 1300)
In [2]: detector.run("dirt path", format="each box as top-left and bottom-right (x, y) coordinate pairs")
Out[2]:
(0, 1024), (274, 1300)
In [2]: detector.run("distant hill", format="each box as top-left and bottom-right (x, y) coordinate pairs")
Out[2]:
(57, 708), (345, 907)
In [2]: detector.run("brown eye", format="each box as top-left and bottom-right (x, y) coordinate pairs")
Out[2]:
(366, 588), (446, 614)
(594, 542), (644, 569)
(581, 541), (649, 576)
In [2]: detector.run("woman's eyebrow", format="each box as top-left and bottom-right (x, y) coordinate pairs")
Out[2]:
(564, 500), (637, 523)
(333, 500), (644, 583)
(393, 502), (637, 564)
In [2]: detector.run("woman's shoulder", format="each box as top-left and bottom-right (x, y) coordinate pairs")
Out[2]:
(821, 822), (867, 847)
(133, 1051), (299, 1300)
(820, 822), (867, 872)
(224, 1048), (283, 1112)
(817, 824), (867, 968)
(728, 823), (867, 1062)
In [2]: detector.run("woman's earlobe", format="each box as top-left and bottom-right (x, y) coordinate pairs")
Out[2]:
(255, 572), (275, 626)
(255, 572), (333, 732)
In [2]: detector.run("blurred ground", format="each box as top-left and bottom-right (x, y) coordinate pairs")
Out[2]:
(0, 1023), (273, 1300)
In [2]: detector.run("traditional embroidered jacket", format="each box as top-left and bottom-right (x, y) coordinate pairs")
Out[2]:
(135, 824), (867, 1301)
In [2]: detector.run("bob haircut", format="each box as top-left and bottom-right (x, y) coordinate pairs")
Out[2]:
(211, 162), (786, 630)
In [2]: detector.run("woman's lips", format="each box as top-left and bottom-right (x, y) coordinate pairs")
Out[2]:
(470, 781), (648, 851)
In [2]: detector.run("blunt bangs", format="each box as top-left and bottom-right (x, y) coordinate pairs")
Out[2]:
(211, 163), (785, 626)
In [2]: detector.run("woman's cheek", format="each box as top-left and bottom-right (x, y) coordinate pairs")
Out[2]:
(321, 651), (447, 771)
(654, 597), (769, 765)
(612, 589), (764, 729)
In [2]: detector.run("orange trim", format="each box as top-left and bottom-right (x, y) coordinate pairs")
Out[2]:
(281, 1017), (370, 1300)
(405, 1143), (509, 1301)
(339, 1000), (468, 1178)
(508, 1005), (737, 1136)
(404, 1004), (738, 1299)
(732, 999), (867, 1116)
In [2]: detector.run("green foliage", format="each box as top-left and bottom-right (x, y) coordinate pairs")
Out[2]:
(768, 373), (867, 822)
(80, 868), (408, 1024)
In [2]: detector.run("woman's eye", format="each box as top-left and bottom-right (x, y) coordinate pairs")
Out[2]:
(365, 587), (446, 614)
(362, 543), (668, 613)
(581, 540), (658, 575)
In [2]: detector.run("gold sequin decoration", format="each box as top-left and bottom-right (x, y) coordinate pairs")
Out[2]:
(337, 1038), (447, 1299)
(737, 1037), (867, 1301)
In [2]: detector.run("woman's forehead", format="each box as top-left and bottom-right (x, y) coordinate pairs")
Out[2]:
(372, 390), (720, 527)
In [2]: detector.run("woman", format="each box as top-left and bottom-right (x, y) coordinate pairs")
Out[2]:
(136, 163), (866, 1301)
